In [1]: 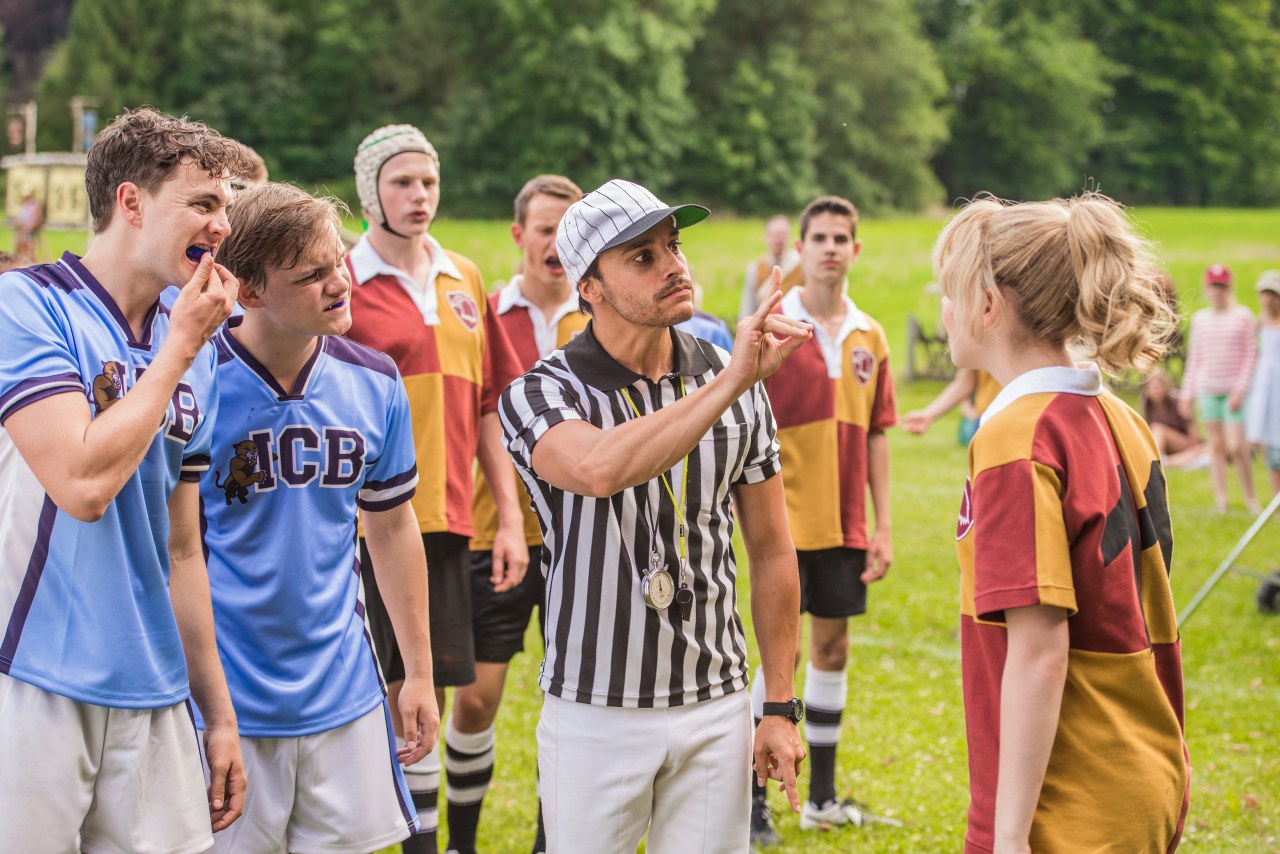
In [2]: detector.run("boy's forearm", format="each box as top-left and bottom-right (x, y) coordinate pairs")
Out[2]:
(364, 503), (433, 680)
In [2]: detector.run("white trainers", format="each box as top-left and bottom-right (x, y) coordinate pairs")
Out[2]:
(799, 797), (903, 830)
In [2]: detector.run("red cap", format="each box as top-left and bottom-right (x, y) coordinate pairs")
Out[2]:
(1204, 264), (1233, 285)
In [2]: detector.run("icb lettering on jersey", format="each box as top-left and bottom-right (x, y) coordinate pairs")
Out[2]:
(134, 365), (202, 444)
(165, 384), (201, 442)
(216, 425), (368, 503)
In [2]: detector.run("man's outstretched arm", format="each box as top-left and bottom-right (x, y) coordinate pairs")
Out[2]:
(529, 281), (811, 497)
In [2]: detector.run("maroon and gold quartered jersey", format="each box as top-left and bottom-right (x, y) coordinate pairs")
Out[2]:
(471, 280), (588, 550)
(973, 369), (1000, 416)
(764, 288), (897, 551)
(345, 235), (522, 537)
(957, 365), (1188, 854)
(753, 254), (804, 296)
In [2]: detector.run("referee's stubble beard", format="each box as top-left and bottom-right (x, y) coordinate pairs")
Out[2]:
(579, 225), (697, 331)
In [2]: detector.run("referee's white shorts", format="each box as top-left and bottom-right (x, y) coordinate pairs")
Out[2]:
(0, 671), (212, 854)
(202, 700), (417, 854)
(539, 689), (752, 853)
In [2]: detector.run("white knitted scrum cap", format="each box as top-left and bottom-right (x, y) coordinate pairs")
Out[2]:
(354, 124), (438, 226)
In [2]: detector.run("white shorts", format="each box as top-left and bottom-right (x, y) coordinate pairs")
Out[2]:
(205, 701), (418, 854)
(539, 690), (752, 854)
(0, 671), (211, 854)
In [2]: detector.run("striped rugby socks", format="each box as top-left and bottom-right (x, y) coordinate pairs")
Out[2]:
(444, 720), (496, 854)
(402, 741), (441, 854)
(803, 662), (847, 807)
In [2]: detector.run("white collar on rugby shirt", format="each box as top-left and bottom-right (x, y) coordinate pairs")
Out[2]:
(979, 363), (1104, 426)
(348, 231), (463, 326)
(780, 286), (871, 378)
(496, 275), (582, 357)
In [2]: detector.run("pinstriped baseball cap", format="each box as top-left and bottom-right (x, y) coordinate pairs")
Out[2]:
(556, 179), (710, 286)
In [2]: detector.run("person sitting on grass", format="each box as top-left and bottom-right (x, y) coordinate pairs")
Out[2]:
(1142, 369), (1206, 468)
(935, 191), (1189, 854)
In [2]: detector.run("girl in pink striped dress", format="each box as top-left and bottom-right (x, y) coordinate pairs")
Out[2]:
(1179, 264), (1260, 514)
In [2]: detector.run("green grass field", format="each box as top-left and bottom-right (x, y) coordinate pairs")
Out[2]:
(8, 209), (1280, 852)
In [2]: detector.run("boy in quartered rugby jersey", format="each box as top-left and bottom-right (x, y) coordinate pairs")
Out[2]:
(345, 124), (526, 854)
(934, 192), (1188, 854)
(757, 195), (900, 844)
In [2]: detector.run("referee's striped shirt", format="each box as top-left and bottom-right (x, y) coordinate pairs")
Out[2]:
(500, 322), (781, 709)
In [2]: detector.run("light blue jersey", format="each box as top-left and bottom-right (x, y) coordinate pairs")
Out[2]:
(199, 319), (418, 737)
(0, 253), (217, 708)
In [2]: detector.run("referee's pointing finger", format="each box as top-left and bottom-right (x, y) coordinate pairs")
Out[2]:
(780, 755), (801, 813)
(750, 274), (784, 325)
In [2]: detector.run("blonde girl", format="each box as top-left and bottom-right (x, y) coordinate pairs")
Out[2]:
(935, 193), (1188, 854)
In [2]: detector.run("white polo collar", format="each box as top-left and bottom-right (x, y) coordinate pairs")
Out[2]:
(348, 231), (463, 326)
(980, 363), (1104, 426)
(781, 286), (871, 378)
(497, 276), (582, 357)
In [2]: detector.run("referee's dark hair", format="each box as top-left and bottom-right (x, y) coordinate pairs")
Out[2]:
(578, 257), (602, 315)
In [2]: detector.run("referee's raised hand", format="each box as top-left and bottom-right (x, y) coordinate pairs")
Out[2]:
(727, 266), (812, 391)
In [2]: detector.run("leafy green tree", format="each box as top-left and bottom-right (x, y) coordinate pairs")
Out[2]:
(1078, 0), (1280, 205)
(809, 0), (949, 211)
(686, 0), (947, 215)
(169, 0), (292, 171)
(921, 0), (1116, 201)
(426, 0), (716, 216)
(36, 0), (194, 149)
(681, 6), (823, 215)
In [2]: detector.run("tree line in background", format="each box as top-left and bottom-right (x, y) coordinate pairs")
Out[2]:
(13, 0), (1280, 215)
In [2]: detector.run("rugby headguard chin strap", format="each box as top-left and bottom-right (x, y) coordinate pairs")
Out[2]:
(354, 124), (439, 239)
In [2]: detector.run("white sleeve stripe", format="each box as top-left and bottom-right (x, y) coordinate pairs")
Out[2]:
(358, 473), (419, 502)
(0, 380), (84, 421)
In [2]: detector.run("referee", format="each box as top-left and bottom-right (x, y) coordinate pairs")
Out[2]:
(500, 179), (811, 853)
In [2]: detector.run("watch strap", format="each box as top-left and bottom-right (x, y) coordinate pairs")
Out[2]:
(761, 698), (804, 722)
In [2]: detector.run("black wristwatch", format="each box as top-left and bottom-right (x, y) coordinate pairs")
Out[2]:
(762, 697), (804, 724)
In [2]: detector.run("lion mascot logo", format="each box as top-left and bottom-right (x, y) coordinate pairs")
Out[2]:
(214, 440), (266, 505)
(92, 360), (127, 414)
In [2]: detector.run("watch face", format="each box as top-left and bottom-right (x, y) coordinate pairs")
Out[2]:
(642, 568), (675, 610)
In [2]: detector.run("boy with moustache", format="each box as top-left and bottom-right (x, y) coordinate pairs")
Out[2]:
(501, 179), (810, 853)
(450, 175), (586, 854)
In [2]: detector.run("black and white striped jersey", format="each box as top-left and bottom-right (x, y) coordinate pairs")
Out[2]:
(500, 323), (780, 708)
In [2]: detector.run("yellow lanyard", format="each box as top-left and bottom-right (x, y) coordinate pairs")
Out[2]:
(623, 377), (688, 568)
